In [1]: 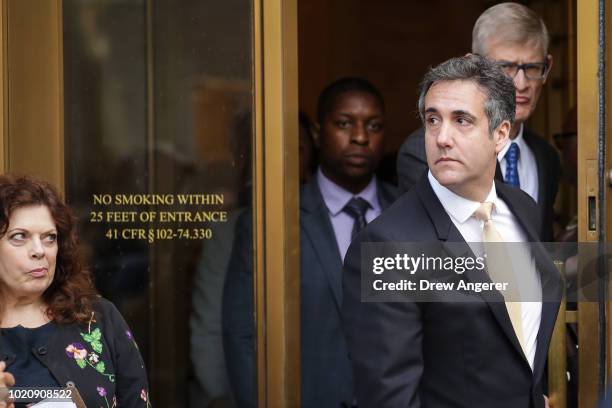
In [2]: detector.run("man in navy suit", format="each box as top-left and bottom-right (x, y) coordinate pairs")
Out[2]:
(342, 55), (561, 408)
(223, 77), (398, 407)
(396, 3), (560, 242)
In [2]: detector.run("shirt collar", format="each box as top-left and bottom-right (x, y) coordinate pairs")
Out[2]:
(498, 123), (525, 161)
(317, 167), (378, 216)
(427, 171), (498, 224)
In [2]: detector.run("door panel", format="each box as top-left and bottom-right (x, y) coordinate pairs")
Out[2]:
(62, 1), (256, 406)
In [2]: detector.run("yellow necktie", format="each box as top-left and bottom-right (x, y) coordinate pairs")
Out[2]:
(473, 202), (525, 355)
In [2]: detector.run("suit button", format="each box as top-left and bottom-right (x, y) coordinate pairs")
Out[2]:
(37, 346), (48, 356)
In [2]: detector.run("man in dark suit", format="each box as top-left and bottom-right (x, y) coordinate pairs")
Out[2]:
(223, 77), (398, 407)
(396, 2), (560, 241)
(342, 55), (561, 407)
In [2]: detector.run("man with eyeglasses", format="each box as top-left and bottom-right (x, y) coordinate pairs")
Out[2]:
(397, 2), (561, 242)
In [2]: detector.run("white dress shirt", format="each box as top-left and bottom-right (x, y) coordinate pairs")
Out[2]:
(317, 168), (382, 261)
(498, 124), (539, 203)
(428, 171), (542, 370)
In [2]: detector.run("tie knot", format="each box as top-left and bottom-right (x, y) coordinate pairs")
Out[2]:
(343, 197), (370, 219)
(473, 202), (494, 222)
(507, 142), (520, 160)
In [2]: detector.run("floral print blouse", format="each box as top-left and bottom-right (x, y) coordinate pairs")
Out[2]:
(0, 298), (151, 407)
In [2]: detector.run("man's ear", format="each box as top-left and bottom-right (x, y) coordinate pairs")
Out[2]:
(543, 54), (554, 84)
(494, 119), (511, 154)
(313, 123), (321, 148)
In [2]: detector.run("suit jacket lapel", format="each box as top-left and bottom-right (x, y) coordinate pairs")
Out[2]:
(495, 160), (504, 183)
(301, 180), (344, 308)
(301, 179), (398, 310)
(496, 181), (562, 379)
(523, 129), (547, 207)
(496, 180), (541, 241)
(377, 182), (398, 210)
(416, 176), (532, 367)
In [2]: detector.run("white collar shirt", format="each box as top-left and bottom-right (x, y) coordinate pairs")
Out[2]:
(498, 124), (539, 203)
(317, 167), (381, 261)
(428, 171), (541, 370)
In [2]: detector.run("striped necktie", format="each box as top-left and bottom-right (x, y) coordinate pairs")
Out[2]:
(342, 197), (370, 239)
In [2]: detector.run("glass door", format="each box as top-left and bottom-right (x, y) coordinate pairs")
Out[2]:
(63, 1), (257, 406)
(0, 0), (300, 406)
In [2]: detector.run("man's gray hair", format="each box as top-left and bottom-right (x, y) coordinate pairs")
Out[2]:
(417, 54), (516, 135)
(472, 2), (549, 56)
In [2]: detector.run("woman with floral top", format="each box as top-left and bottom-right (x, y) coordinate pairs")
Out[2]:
(0, 175), (150, 408)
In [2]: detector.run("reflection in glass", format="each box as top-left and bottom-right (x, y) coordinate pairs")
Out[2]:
(63, 1), (254, 406)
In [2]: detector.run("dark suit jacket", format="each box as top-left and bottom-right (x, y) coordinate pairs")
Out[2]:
(222, 178), (398, 408)
(396, 127), (561, 241)
(601, 394), (612, 408)
(0, 298), (149, 408)
(341, 175), (562, 408)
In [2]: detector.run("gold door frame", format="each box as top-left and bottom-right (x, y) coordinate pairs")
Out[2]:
(0, 0), (301, 406)
(0, 0), (63, 188)
(254, 0), (301, 406)
(577, 0), (610, 406)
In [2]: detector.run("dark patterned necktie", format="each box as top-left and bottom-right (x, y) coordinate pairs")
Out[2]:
(343, 197), (370, 239)
(504, 142), (520, 188)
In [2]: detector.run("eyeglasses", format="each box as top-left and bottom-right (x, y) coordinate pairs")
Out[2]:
(497, 61), (549, 80)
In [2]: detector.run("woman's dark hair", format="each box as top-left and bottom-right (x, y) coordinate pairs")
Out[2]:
(0, 174), (97, 323)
